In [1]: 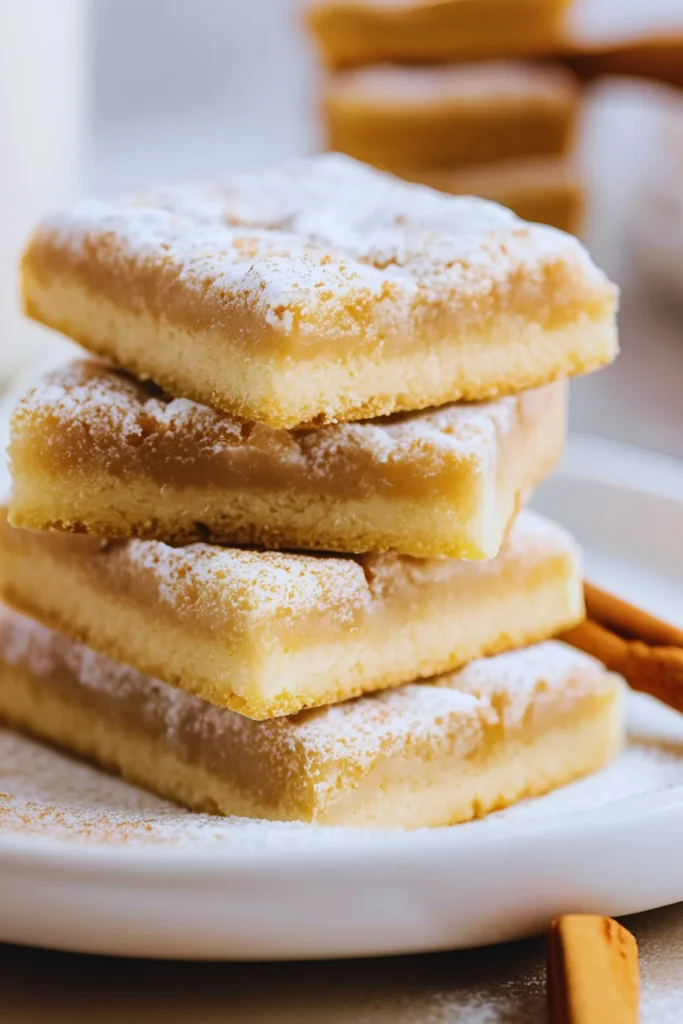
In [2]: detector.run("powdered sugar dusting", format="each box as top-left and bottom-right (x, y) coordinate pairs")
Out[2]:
(122, 535), (371, 626)
(12, 361), (247, 453)
(444, 642), (609, 731)
(12, 359), (561, 477)
(283, 640), (608, 773)
(0, 605), (612, 816)
(1, 689), (682, 848)
(29, 153), (611, 344)
(54, 507), (575, 623)
(6, 489), (571, 631)
(302, 380), (558, 474)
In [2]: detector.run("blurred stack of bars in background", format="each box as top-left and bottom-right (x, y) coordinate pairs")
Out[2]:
(307, 0), (585, 234)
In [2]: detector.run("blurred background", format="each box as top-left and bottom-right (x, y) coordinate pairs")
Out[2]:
(3, 0), (683, 457)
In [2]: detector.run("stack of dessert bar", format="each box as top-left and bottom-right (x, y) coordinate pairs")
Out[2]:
(307, 0), (584, 233)
(0, 154), (623, 828)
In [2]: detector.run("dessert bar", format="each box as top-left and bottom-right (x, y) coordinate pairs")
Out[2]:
(0, 509), (584, 719)
(22, 154), (617, 428)
(9, 361), (566, 558)
(0, 606), (623, 828)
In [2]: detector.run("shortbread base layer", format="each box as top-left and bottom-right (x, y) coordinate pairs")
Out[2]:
(0, 511), (584, 719)
(0, 609), (623, 827)
(22, 269), (616, 429)
(9, 363), (566, 558)
(8, 481), (530, 560)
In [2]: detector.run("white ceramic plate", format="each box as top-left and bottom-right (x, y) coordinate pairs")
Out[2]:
(1, 437), (683, 960)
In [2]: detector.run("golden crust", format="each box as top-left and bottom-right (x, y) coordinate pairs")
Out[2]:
(9, 360), (566, 558)
(0, 508), (584, 719)
(0, 606), (624, 827)
(22, 154), (617, 428)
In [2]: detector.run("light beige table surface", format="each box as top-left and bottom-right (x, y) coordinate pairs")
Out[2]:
(1, 904), (682, 1023)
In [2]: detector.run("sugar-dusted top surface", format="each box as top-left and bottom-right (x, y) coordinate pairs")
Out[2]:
(447, 641), (608, 729)
(328, 61), (577, 107)
(27, 153), (614, 347)
(286, 641), (610, 767)
(0, 607), (610, 805)
(13, 358), (562, 474)
(122, 535), (373, 627)
(52, 506), (576, 625)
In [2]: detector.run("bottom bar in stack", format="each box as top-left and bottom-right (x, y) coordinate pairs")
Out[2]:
(0, 606), (623, 828)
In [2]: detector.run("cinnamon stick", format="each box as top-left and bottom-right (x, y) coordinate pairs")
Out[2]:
(561, 583), (683, 714)
(547, 915), (639, 1023)
(584, 582), (683, 649)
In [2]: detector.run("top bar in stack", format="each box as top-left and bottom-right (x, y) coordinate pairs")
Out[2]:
(307, 0), (572, 69)
(22, 154), (617, 429)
